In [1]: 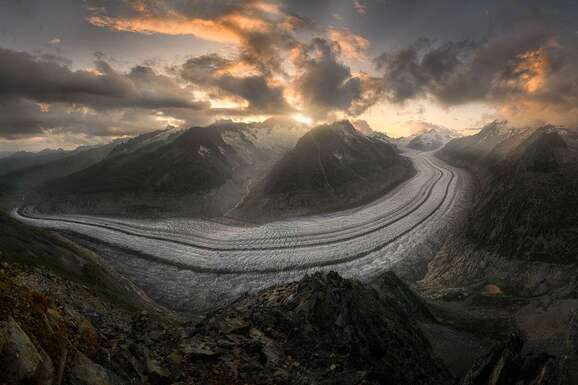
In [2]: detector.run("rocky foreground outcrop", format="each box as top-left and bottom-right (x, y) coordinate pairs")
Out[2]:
(3, 253), (578, 385)
(0, 257), (454, 385)
(179, 271), (451, 384)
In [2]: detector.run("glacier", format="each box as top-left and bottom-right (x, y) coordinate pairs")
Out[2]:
(13, 150), (470, 312)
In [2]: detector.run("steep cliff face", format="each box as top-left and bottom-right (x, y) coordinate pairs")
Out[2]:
(235, 120), (414, 221)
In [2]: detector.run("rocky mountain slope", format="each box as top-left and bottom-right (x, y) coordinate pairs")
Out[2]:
(36, 119), (308, 217)
(234, 120), (414, 221)
(421, 121), (578, 298)
(437, 122), (578, 264)
(180, 271), (452, 384)
(0, 246), (454, 385)
(0, 211), (164, 314)
(462, 334), (568, 385)
(0, 148), (74, 176)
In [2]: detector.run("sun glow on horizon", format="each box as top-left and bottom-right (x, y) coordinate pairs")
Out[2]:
(292, 113), (313, 125)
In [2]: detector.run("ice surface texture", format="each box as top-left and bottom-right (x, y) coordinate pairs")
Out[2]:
(13, 150), (469, 311)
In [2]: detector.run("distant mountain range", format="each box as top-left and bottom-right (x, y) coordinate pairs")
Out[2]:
(1, 145), (115, 192)
(233, 120), (414, 221)
(0, 145), (118, 210)
(0, 148), (71, 176)
(407, 127), (458, 151)
(392, 123), (459, 151)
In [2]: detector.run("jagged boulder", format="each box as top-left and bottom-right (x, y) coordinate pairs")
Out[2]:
(0, 316), (54, 385)
(68, 350), (123, 385)
(462, 335), (562, 385)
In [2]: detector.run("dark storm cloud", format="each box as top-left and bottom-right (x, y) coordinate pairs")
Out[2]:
(4, 0), (578, 146)
(0, 48), (206, 111)
(374, 30), (554, 105)
(374, 39), (476, 103)
(374, 28), (578, 126)
(90, 0), (303, 114)
(287, 0), (578, 50)
(0, 98), (172, 140)
(216, 75), (290, 113)
(180, 54), (292, 113)
(0, 47), (214, 140)
(292, 38), (371, 118)
(0, 99), (47, 138)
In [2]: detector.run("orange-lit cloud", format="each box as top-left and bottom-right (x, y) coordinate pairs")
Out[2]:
(88, 15), (242, 43)
(327, 28), (369, 61)
(87, 1), (290, 46)
(504, 48), (549, 94)
(213, 60), (262, 78)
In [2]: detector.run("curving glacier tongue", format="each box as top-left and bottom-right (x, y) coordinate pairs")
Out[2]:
(13, 150), (470, 312)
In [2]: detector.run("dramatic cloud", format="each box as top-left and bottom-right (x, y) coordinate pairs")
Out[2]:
(4, 0), (578, 148)
(0, 48), (212, 140)
(87, 0), (302, 68)
(327, 28), (369, 61)
(0, 98), (185, 140)
(291, 38), (379, 118)
(180, 53), (292, 114)
(0, 48), (205, 111)
(375, 29), (578, 127)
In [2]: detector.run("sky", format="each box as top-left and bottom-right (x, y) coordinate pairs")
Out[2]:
(2, 0), (578, 151)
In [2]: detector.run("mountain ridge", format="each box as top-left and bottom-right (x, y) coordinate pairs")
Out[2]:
(233, 120), (415, 222)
